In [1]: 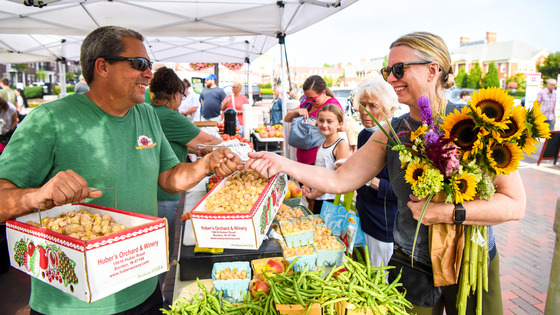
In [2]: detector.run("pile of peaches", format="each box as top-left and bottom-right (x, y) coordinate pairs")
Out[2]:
(253, 124), (283, 139)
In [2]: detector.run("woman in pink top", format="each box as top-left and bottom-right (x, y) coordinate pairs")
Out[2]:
(221, 81), (249, 125)
(284, 75), (343, 165)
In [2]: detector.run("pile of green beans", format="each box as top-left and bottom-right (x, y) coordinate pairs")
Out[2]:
(320, 247), (412, 315)
(163, 246), (412, 314)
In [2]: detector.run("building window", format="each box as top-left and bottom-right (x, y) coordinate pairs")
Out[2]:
(500, 63), (506, 72)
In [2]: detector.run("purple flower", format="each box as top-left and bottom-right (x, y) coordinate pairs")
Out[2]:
(424, 130), (440, 146)
(418, 96), (432, 125)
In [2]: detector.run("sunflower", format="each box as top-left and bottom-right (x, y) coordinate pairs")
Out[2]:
(452, 171), (478, 203)
(467, 127), (490, 160)
(493, 105), (526, 142)
(411, 125), (428, 142)
(442, 107), (479, 152)
(526, 101), (551, 139)
(470, 87), (513, 129)
(486, 140), (523, 175)
(405, 161), (428, 186)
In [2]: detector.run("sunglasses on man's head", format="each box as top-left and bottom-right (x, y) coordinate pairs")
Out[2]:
(380, 61), (431, 80)
(98, 56), (153, 71)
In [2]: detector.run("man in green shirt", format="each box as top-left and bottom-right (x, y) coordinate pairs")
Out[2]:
(0, 26), (242, 315)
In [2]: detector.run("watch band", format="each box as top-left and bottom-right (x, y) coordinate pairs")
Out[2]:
(453, 203), (466, 225)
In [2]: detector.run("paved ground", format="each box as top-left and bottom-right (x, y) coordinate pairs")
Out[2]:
(1, 146), (559, 314)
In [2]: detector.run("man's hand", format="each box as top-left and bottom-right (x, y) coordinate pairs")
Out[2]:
(34, 170), (102, 209)
(207, 147), (244, 177)
(245, 151), (285, 179)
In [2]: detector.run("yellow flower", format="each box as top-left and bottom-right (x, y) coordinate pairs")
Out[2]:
(411, 125), (427, 142)
(467, 127), (490, 159)
(518, 101), (551, 155)
(405, 161), (428, 186)
(493, 105), (526, 142)
(442, 107), (479, 152)
(452, 171), (478, 203)
(486, 140), (523, 175)
(470, 87), (513, 129)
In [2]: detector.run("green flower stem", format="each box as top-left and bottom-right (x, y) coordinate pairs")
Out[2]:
(411, 193), (435, 266)
(360, 104), (401, 147)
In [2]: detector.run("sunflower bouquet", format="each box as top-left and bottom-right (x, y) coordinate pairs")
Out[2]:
(365, 87), (550, 315)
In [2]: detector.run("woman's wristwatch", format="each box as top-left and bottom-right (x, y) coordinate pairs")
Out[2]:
(453, 203), (466, 225)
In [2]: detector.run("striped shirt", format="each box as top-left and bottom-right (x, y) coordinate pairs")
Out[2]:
(536, 87), (556, 120)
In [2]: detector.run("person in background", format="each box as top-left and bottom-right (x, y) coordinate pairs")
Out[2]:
(269, 86), (283, 125)
(353, 77), (399, 268)
(0, 25), (242, 314)
(0, 97), (18, 145)
(200, 74), (226, 122)
(458, 89), (471, 105)
(14, 88), (28, 122)
(149, 66), (223, 292)
(536, 78), (557, 130)
(74, 74), (90, 94)
(178, 78), (201, 122)
(302, 104), (350, 214)
(221, 81), (249, 127)
(246, 31), (525, 314)
(283, 75), (343, 165)
(0, 78), (16, 106)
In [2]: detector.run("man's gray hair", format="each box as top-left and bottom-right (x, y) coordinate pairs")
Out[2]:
(80, 26), (144, 85)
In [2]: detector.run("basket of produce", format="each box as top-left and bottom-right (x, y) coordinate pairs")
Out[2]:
(279, 217), (314, 248)
(283, 245), (316, 272)
(274, 205), (311, 223)
(212, 261), (251, 298)
(314, 236), (346, 267)
(307, 214), (325, 225)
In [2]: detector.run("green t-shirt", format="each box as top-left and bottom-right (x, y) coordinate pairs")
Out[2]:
(0, 93), (179, 314)
(151, 104), (201, 201)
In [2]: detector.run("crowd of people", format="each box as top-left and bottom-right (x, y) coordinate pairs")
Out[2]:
(0, 23), (555, 315)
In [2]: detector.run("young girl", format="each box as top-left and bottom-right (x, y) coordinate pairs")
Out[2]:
(303, 104), (351, 214)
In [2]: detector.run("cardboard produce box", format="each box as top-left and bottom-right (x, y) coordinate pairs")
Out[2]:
(191, 172), (288, 250)
(6, 203), (168, 303)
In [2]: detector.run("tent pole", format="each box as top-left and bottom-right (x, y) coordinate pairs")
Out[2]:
(279, 34), (289, 158)
(58, 59), (67, 98)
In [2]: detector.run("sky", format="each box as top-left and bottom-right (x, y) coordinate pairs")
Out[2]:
(278, 0), (560, 68)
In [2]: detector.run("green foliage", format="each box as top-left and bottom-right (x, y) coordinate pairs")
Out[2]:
(323, 63), (334, 68)
(259, 83), (272, 89)
(23, 86), (43, 99)
(507, 90), (525, 98)
(538, 52), (560, 81)
(455, 67), (468, 88)
(260, 88), (273, 95)
(481, 61), (500, 88)
(506, 73), (526, 91)
(467, 63), (482, 89)
(383, 55), (388, 68)
(36, 68), (47, 81)
(65, 72), (75, 81)
(323, 76), (333, 87)
(13, 63), (29, 73)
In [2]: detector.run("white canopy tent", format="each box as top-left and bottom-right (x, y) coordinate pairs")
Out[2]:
(0, 0), (359, 154)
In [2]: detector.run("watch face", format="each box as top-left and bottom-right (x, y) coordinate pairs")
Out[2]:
(454, 207), (466, 223)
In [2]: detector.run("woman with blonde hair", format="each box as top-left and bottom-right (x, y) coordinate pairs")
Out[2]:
(246, 32), (525, 314)
(221, 81), (249, 127)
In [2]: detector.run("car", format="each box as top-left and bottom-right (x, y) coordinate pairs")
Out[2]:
(444, 88), (475, 104)
(222, 83), (262, 103)
(330, 87), (353, 113)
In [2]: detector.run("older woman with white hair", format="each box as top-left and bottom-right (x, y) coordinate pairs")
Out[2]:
(353, 76), (400, 268)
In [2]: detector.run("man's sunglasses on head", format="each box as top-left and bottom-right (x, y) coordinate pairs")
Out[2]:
(97, 56), (153, 71)
(380, 61), (431, 80)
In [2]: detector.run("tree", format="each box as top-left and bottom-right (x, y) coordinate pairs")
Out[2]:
(36, 68), (47, 81)
(467, 62), (482, 89)
(323, 63), (334, 68)
(455, 67), (468, 88)
(537, 52), (560, 81)
(323, 76), (333, 87)
(383, 55), (388, 68)
(481, 61), (500, 88)
(65, 72), (74, 81)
